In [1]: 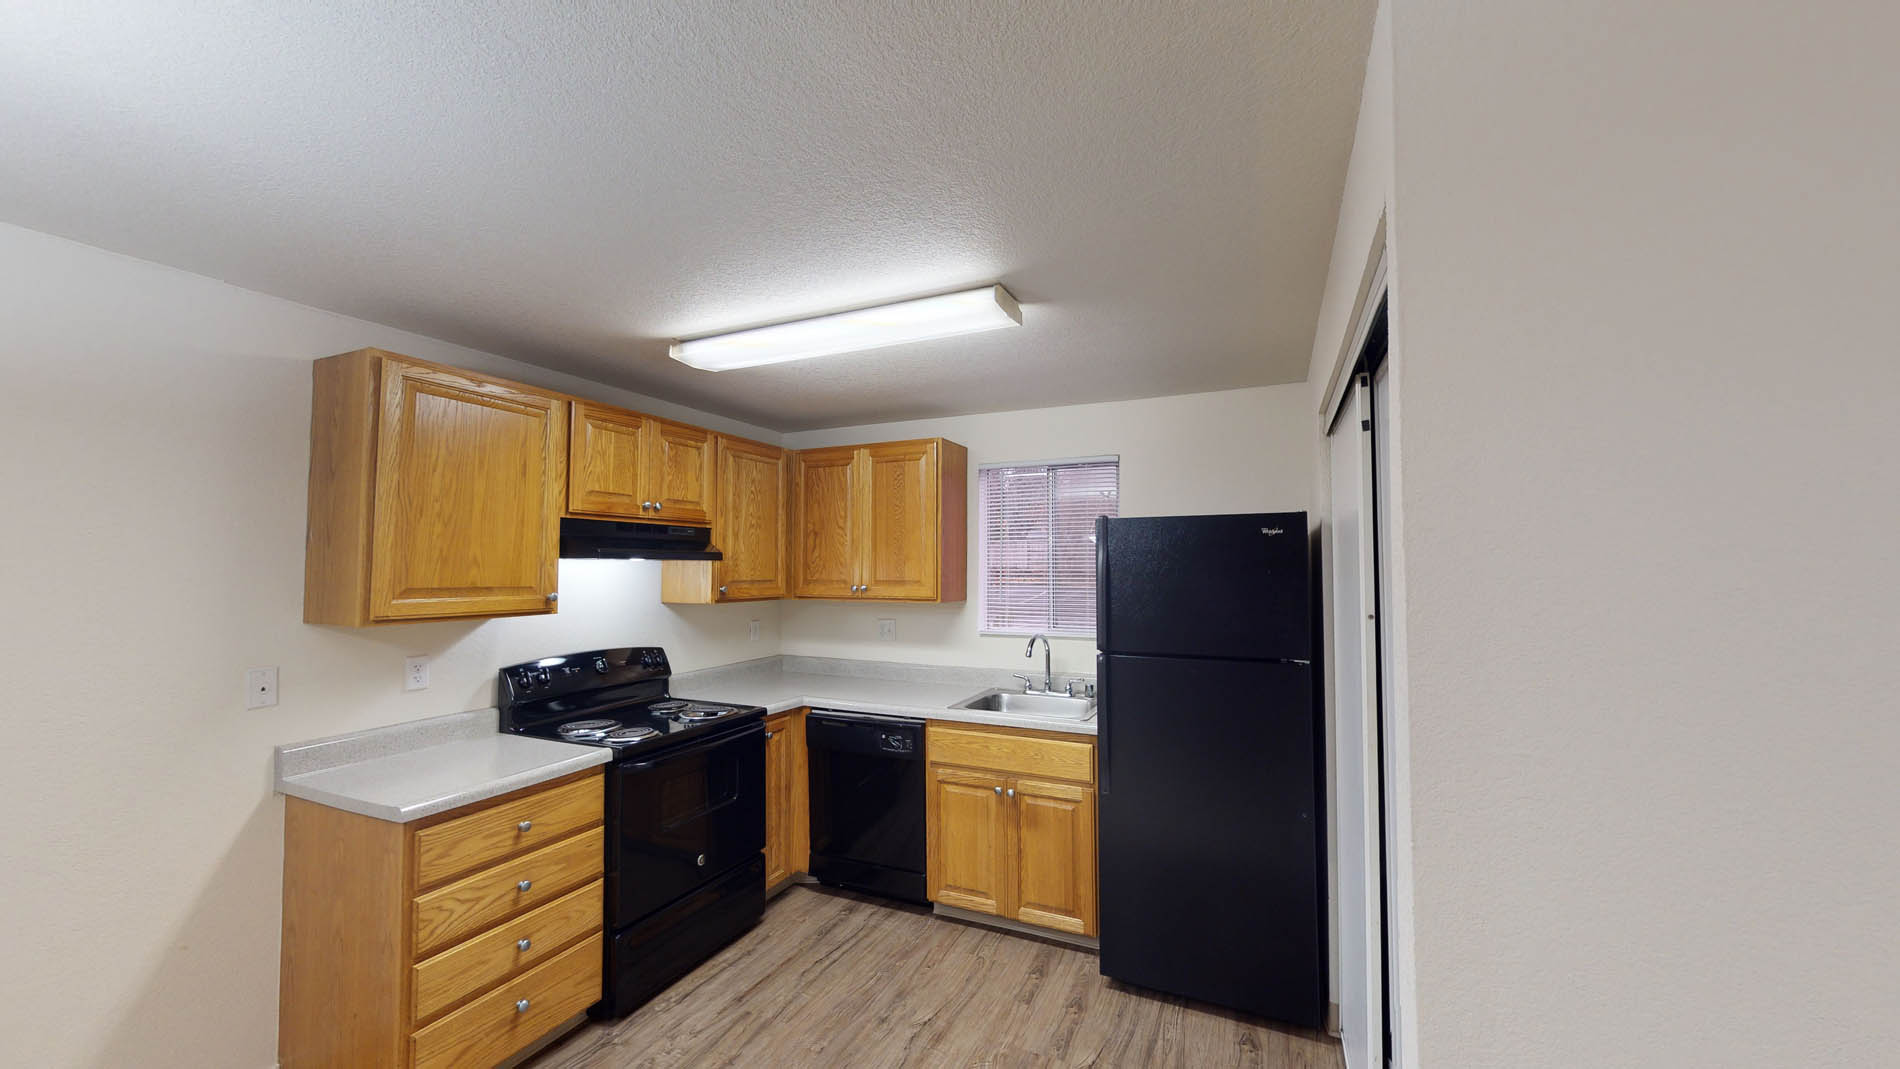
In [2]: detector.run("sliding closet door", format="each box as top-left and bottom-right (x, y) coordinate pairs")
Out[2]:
(1329, 381), (1384, 1069)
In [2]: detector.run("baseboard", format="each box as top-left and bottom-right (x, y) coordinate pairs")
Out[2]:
(932, 903), (1100, 951)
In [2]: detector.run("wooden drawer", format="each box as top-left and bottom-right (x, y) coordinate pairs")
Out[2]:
(413, 772), (602, 889)
(411, 879), (602, 1023)
(928, 723), (1095, 784)
(413, 827), (603, 957)
(410, 936), (602, 1069)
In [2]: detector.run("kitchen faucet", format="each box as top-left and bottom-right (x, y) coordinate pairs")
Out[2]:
(1025, 634), (1053, 693)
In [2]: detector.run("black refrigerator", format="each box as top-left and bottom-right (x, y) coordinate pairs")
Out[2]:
(1095, 512), (1325, 1029)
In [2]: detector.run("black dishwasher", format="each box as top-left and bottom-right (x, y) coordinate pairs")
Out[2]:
(806, 710), (928, 903)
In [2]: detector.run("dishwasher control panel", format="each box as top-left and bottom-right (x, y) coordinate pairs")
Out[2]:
(878, 731), (915, 754)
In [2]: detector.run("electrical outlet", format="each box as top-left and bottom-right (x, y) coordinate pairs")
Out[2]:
(245, 666), (279, 709)
(748, 619), (761, 641)
(404, 655), (430, 692)
(877, 618), (897, 641)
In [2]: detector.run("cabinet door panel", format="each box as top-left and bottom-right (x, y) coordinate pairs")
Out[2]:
(715, 437), (787, 599)
(1011, 777), (1097, 936)
(792, 449), (859, 597)
(370, 364), (560, 619)
(568, 402), (651, 518)
(648, 421), (714, 525)
(764, 715), (792, 887)
(861, 441), (939, 599)
(927, 766), (1009, 916)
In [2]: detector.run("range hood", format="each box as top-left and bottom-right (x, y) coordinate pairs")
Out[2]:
(559, 518), (723, 561)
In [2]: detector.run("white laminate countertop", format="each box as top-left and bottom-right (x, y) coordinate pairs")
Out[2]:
(274, 709), (610, 823)
(672, 667), (1098, 736)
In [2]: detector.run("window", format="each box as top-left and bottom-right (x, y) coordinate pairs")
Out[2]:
(978, 457), (1120, 636)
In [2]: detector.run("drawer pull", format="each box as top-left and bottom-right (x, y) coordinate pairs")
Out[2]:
(517, 938), (532, 951)
(518, 820), (533, 833)
(517, 879), (532, 892)
(516, 998), (531, 1014)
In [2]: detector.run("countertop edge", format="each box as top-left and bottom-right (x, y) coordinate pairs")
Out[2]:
(278, 747), (611, 823)
(751, 692), (1097, 736)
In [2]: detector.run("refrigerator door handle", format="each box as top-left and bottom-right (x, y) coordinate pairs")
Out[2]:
(1096, 651), (1109, 796)
(1095, 515), (1110, 650)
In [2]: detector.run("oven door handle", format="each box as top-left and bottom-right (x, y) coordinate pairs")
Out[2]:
(613, 719), (764, 772)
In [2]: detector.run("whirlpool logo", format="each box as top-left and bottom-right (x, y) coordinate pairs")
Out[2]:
(1262, 527), (1285, 536)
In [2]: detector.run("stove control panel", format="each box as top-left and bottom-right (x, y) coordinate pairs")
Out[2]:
(500, 647), (670, 698)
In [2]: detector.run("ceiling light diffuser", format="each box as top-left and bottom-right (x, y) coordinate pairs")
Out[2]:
(669, 285), (1022, 372)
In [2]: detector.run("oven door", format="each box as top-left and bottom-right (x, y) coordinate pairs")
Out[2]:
(606, 720), (766, 926)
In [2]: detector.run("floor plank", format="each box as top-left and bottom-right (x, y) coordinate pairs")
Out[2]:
(526, 886), (1342, 1069)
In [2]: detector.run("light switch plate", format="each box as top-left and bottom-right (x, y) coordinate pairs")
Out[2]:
(877, 618), (897, 641)
(404, 655), (430, 692)
(748, 619), (761, 641)
(245, 666), (279, 709)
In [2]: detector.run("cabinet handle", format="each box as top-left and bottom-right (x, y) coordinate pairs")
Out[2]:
(696, 853), (707, 867)
(993, 786), (1002, 795)
(545, 592), (558, 603)
(518, 820), (532, 833)
(517, 879), (532, 892)
(517, 938), (531, 952)
(641, 501), (652, 510)
(718, 585), (727, 595)
(1006, 788), (1016, 798)
(765, 730), (774, 739)
(515, 999), (531, 1014)
(653, 503), (663, 512)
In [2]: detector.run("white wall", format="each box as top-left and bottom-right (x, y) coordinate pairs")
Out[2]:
(0, 223), (784, 1068)
(1387, 4), (1900, 1067)
(781, 386), (1314, 677)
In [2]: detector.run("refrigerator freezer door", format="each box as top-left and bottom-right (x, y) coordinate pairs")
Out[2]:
(1097, 653), (1325, 1028)
(1097, 513), (1311, 661)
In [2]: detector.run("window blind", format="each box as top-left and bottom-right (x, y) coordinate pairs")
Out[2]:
(978, 459), (1119, 635)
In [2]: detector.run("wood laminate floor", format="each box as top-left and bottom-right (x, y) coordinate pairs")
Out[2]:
(527, 886), (1342, 1069)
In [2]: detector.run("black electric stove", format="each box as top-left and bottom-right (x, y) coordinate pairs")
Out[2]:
(499, 647), (768, 1018)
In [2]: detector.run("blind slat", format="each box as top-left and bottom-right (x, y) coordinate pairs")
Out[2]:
(978, 459), (1119, 635)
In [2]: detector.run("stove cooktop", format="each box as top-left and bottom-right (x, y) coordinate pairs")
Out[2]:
(498, 647), (763, 757)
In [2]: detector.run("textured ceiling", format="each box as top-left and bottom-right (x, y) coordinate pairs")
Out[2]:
(0, 1), (1375, 430)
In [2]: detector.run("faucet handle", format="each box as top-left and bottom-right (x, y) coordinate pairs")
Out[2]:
(1011, 674), (1035, 692)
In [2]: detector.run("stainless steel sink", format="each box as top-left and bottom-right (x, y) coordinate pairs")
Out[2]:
(951, 688), (1097, 720)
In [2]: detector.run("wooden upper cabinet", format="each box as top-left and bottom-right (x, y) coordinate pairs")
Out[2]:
(660, 434), (788, 604)
(565, 402), (712, 526)
(567, 402), (653, 519)
(305, 349), (564, 626)
(790, 437), (967, 602)
(791, 446), (862, 598)
(647, 420), (714, 525)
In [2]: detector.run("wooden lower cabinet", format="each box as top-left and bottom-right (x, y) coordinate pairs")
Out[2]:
(924, 723), (1098, 937)
(280, 769), (605, 1068)
(763, 709), (809, 889)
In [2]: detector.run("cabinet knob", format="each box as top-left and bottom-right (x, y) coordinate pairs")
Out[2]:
(642, 501), (653, 510)
(546, 592), (558, 603)
(718, 585), (727, 595)
(653, 503), (663, 511)
(993, 786), (1002, 795)
(515, 999), (531, 1014)
(517, 938), (532, 952)
(1006, 788), (1016, 798)
(518, 820), (532, 833)
(517, 879), (532, 892)
(764, 730), (774, 739)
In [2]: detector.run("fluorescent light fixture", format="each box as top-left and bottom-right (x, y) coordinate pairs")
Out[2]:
(669, 285), (1022, 372)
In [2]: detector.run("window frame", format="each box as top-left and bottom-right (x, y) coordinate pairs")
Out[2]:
(975, 454), (1120, 638)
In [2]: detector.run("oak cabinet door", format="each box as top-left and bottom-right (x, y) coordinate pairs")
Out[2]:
(927, 766), (1011, 916)
(369, 363), (561, 620)
(647, 421), (714, 525)
(764, 715), (792, 887)
(860, 440), (940, 600)
(791, 448), (860, 597)
(1009, 777), (1098, 936)
(714, 437), (788, 599)
(567, 402), (652, 518)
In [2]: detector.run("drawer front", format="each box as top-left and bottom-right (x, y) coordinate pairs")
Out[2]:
(411, 879), (603, 1023)
(413, 773), (602, 889)
(413, 827), (603, 957)
(410, 936), (602, 1069)
(928, 724), (1095, 784)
